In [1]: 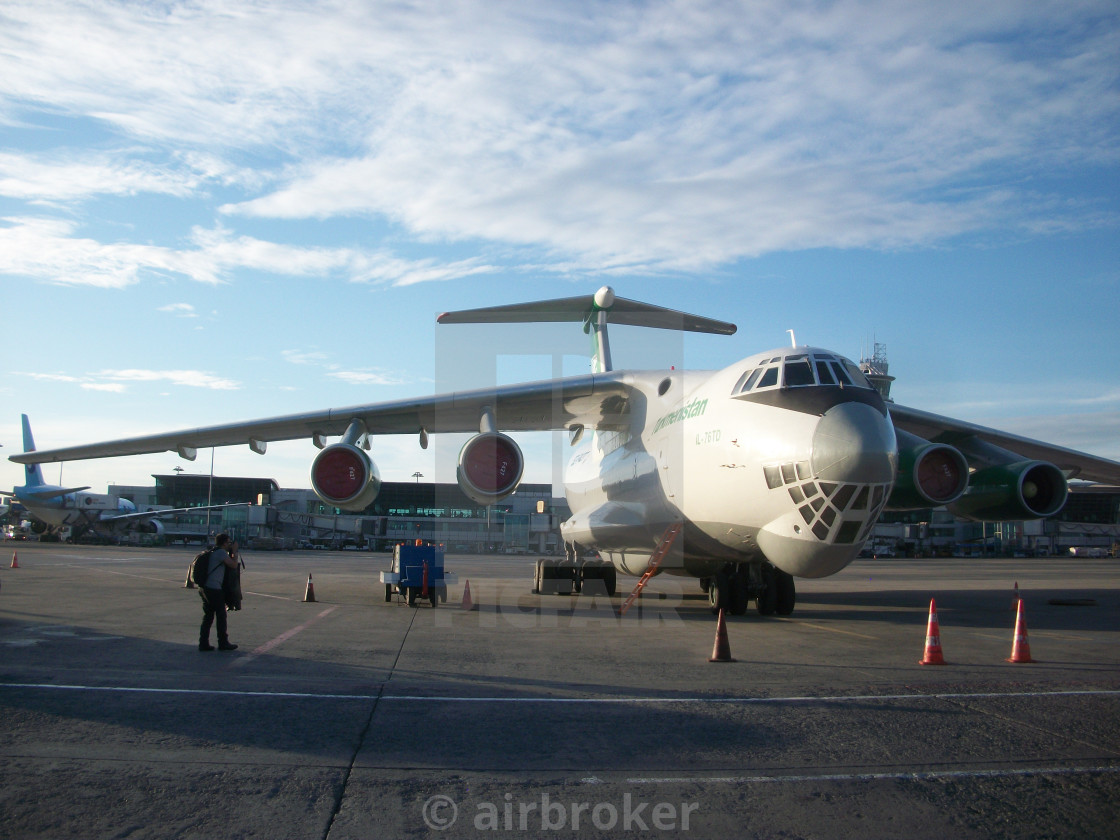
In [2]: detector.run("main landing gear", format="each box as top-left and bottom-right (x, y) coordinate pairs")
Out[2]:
(701, 561), (795, 617)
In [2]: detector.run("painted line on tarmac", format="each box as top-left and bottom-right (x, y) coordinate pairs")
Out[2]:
(622, 765), (1120, 785)
(1, 685), (1118, 705)
(56, 564), (175, 584)
(229, 605), (339, 667)
(775, 618), (878, 639)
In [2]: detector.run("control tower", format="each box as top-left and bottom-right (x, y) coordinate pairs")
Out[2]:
(859, 342), (894, 403)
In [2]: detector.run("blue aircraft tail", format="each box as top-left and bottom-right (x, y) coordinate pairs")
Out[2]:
(20, 414), (47, 488)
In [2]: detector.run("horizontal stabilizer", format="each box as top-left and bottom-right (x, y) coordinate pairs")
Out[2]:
(438, 287), (736, 335)
(26, 486), (90, 500)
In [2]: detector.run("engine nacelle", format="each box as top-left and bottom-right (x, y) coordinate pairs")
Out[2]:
(136, 519), (165, 535)
(947, 460), (1067, 521)
(310, 443), (382, 511)
(886, 432), (969, 510)
(457, 432), (524, 506)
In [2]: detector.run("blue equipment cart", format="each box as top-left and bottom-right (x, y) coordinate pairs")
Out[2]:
(380, 543), (457, 607)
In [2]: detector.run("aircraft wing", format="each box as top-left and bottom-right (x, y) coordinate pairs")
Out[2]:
(21, 486), (92, 500)
(8, 373), (634, 465)
(889, 403), (1120, 484)
(100, 503), (251, 525)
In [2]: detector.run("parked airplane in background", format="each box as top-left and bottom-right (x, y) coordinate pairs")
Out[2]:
(3, 415), (242, 540)
(10, 288), (1120, 615)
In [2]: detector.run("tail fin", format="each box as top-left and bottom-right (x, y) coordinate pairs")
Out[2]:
(20, 414), (46, 488)
(437, 286), (736, 374)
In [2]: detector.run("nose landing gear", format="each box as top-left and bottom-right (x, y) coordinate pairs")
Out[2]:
(703, 561), (796, 616)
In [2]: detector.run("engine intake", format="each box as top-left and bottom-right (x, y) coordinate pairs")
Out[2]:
(310, 443), (381, 511)
(948, 460), (1067, 521)
(886, 432), (969, 510)
(457, 432), (524, 506)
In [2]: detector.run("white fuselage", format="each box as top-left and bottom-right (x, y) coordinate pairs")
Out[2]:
(561, 347), (898, 579)
(14, 488), (136, 531)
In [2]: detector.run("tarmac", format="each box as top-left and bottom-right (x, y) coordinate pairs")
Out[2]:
(0, 542), (1117, 839)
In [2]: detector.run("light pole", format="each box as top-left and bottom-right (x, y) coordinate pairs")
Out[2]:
(412, 472), (423, 483)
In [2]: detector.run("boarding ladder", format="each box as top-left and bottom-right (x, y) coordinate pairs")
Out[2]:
(619, 521), (683, 616)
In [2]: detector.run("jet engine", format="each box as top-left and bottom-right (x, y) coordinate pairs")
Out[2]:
(310, 442), (382, 511)
(886, 431), (969, 510)
(136, 519), (165, 535)
(457, 432), (524, 506)
(947, 460), (1067, 521)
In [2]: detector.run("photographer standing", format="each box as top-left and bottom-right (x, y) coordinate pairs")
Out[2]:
(199, 533), (239, 652)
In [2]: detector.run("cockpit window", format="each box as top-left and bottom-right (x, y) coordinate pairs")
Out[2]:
(841, 360), (871, 388)
(732, 368), (762, 395)
(757, 366), (779, 388)
(783, 358), (815, 387)
(732, 352), (873, 395)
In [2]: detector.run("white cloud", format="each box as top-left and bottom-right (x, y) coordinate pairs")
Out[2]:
(93, 369), (241, 390)
(0, 1), (1115, 273)
(18, 368), (241, 391)
(282, 349), (331, 366)
(282, 347), (407, 386)
(0, 217), (499, 288)
(158, 303), (197, 317)
(328, 370), (407, 386)
(22, 372), (83, 383)
(0, 151), (205, 202)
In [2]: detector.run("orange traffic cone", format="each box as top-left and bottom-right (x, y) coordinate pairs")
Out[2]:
(1007, 599), (1034, 663)
(708, 608), (736, 663)
(919, 598), (946, 665)
(11, 551), (19, 569)
(461, 579), (474, 611)
(303, 573), (316, 603)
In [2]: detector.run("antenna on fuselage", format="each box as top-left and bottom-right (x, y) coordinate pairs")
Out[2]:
(787, 329), (797, 348)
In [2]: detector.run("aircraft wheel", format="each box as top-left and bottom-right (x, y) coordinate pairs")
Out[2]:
(708, 571), (729, 614)
(729, 570), (749, 616)
(755, 564), (777, 616)
(776, 571), (796, 615)
(603, 567), (617, 597)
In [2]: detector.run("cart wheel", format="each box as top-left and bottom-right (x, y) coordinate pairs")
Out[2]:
(407, 587), (417, 607)
(385, 584), (393, 603)
(429, 590), (438, 608)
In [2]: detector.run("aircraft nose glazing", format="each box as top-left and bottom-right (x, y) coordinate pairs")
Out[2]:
(811, 402), (897, 485)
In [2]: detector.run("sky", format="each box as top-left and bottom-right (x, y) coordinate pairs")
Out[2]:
(1, 0), (1118, 496)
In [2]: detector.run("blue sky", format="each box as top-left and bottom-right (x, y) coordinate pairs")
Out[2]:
(2, 0), (1118, 494)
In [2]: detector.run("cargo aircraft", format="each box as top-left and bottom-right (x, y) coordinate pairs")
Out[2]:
(10, 288), (1120, 614)
(4, 415), (243, 540)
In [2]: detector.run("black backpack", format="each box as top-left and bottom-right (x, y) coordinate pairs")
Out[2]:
(189, 547), (215, 588)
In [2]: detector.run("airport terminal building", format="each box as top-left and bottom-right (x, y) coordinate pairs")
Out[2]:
(108, 475), (570, 553)
(92, 471), (1120, 557)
